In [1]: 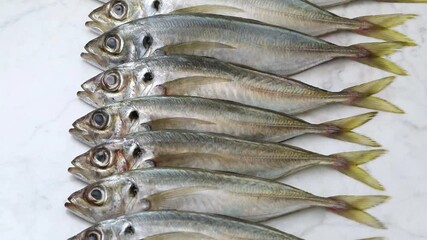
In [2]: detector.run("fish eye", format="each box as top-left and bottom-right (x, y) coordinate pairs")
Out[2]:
(143, 72), (153, 82)
(91, 111), (109, 130)
(92, 147), (111, 168)
(142, 35), (152, 49)
(152, 0), (160, 11)
(104, 35), (122, 54)
(110, 1), (127, 19)
(85, 230), (102, 240)
(102, 71), (121, 92)
(87, 187), (106, 205)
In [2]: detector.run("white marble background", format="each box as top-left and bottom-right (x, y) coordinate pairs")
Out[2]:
(0, 0), (426, 239)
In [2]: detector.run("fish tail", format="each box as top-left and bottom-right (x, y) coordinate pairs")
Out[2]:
(342, 76), (404, 113)
(350, 42), (407, 76)
(377, 0), (427, 3)
(321, 112), (380, 147)
(329, 150), (386, 190)
(327, 195), (389, 229)
(353, 14), (417, 45)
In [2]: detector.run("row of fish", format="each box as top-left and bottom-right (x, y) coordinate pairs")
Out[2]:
(66, 0), (422, 238)
(89, 0), (416, 43)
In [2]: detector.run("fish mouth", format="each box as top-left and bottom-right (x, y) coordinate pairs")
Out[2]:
(69, 154), (97, 183)
(81, 41), (108, 70)
(69, 123), (96, 147)
(81, 51), (107, 70)
(85, 20), (105, 35)
(68, 167), (92, 183)
(65, 200), (96, 223)
(77, 90), (102, 108)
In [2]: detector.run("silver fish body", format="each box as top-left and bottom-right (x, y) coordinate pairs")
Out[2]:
(68, 210), (301, 240)
(65, 168), (388, 228)
(69, 130), (385, 190)
(70, 130), (333, 182)
(79, 55), (347, 113)
(69, 96), (378, 147)
(81, 13), (406, 76)
(78, 55), (403, 114)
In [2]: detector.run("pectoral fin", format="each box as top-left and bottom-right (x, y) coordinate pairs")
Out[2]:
(159, 76), (233, 95)
(155, 41), (235, 55)
(172, 5), (244, 14)
(145, 186), (221, 210)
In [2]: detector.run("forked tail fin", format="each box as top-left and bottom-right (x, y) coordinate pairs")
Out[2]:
(321, 112), (380, 147)
(378, 0), (427, 2)
(354, 14), (416, 45)
(330, 150), (386, 190)
(318, 0), (427, 8)
(341, 76), (404, 113)
(350, 42), (407, 76)
(328, 195), (389, 229)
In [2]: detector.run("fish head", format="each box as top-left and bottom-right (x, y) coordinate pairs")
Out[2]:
(68, 225), (109, 240)
(69, 140), (129, 183)
(77, 66), (136, 108)
(81, 23), (152, 70)
(77, 62), (152, 107)
(69, 218), (136, 240)
(86, 0), (146, 34)
(66, 175), (146, 223)
(70, 100), (152, 146)
(69, 105), (124, 146)
(69, 138), (151, 183)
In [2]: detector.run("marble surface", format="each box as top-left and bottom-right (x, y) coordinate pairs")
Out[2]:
(1, 0), (427, 239)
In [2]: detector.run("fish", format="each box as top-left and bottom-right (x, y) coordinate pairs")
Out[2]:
(81, 13), (407, 76)
(78, 55), (404, 115)
(93, 0), (427, 9)
(69, 130), (386, 190)
(65, 167), (388, 228)
(69, 96), (379, 147)
(86, 0), (416, 46)
(68, 210), (302, 240)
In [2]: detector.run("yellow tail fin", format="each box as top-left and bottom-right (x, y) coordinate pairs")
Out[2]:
(377, 0), (427, 2)
(330, 150), (386, 190)
(354, 14), (416, 45)
(322, 112), (380, 147)
(351, 42), (407, 76)
(328, 195), (389, 229)
(342, 76), (404, 113)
